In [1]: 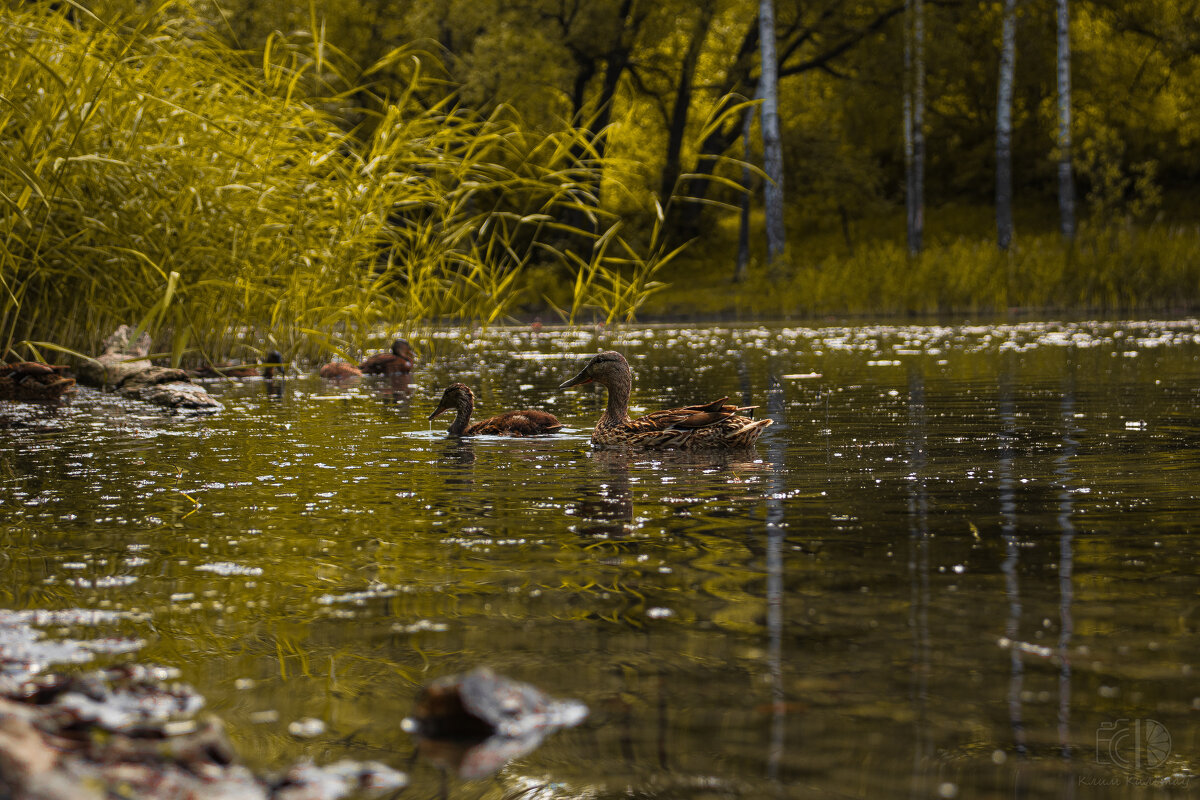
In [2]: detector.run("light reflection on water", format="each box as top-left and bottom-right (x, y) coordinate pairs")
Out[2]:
(1, 319), (1199, 799)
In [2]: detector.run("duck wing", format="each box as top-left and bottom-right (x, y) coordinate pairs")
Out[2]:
(467, 409), (562, 436)
(633, 397), (759, 432)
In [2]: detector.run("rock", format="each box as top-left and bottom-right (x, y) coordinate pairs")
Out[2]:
(403, 667), (587, 779)
(0, 612), (406, 800)
(74, 326), (221, 411)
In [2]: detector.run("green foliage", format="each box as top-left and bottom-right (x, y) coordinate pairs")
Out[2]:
(0, 1), (679, 366)
(649, 221), (1200, 317)
(3, 0), (1199, 365)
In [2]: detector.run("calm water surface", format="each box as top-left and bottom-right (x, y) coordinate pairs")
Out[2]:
(2, 321), (1198, 799)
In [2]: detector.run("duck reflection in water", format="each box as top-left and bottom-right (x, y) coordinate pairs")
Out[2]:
(435, 437), (476, 471)
(571, 450), (635, 538)
(379, 371), (412, 403)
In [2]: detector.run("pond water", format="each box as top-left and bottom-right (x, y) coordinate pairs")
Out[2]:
(1, 320), (1198, 799)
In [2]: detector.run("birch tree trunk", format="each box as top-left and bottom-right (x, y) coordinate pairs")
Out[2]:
(758, 0), (787, 267)
(904, 0), (926, 256)
(996, 0), (1017, 251)
(1056, 0), (1076, 241)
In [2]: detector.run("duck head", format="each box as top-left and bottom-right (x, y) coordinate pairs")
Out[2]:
(559, 351), (630, 389)
(392, 339), (415, 360)
(263, 350), (284, 379)
(429, 383), (473, 420)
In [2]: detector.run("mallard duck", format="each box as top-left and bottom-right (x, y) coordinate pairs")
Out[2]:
(319, 361), (362, 379)
(429, 383), (562, 437)
(558, 351), (772, 449)
(0, 361), (76, 402)
(189, 362), (260, 379)
(262, 350), (284, 380)
(190, 350), (286, 379)
(359, 339), (415, 375)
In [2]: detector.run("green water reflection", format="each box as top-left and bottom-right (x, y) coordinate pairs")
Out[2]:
(1, 320), (1198, 799)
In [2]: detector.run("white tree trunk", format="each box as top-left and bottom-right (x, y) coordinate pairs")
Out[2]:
(1056, 0), (1076, 240)
(904, 0), (926, 256)
(996, 0), (1017, 251)
(758, 0), (787, 266)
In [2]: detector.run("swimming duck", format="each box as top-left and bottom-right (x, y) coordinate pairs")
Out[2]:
(429, 383), (562, 437)
(190, 350), (286, 379)
(0, 361), (76, 402)
(359, 339), (415, 375)
(189, 362), (260, 379)
(558, 351), (772, 449)
(319, 361), (362, 379)
(262, 350), (284, 380)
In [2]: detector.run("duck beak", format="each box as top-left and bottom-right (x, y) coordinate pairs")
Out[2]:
(559, 368), (592, 389)
(428, 402), (450, 420)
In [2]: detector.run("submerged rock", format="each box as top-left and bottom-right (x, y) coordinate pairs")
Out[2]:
(74, 326), (222, 411)
(0, 611), (406, 800)
(404, 667), (587, 779)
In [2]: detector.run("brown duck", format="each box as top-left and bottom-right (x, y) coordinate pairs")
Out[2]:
(429, 383), (562, 437)
(359, 339), (415, 375)
(319, 361), (362, 379)
(191, 350), (285, 379)
(559, 351), (772, 449)
(0, 362), (76, 402)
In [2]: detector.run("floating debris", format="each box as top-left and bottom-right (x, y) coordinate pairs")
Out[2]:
(288, 717), (327, 738)
(195, 562), (264, 577)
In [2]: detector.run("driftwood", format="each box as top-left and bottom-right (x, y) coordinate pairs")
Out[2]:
(74, 326), (222, 411)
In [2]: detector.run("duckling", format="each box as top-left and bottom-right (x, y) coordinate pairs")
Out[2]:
(429, 383), (562, 437)
(319, 361), (362, 379)
(359, 339), (415, 375)
(262, 350), (285, 380)
(0, 361), (76, 401)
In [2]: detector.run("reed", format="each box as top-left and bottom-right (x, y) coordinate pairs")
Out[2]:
(0, 1), (680, 368)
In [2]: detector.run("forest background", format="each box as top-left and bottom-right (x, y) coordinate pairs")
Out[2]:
(1, 0), (1197, 365)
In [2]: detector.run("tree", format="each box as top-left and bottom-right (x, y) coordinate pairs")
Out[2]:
(903, 0), (926, 255)
(759, 0), (787, 265)
(735, 93), (759, 283)
(996, 0), (1017, 251)
(660, 4), (716, 201)
(674, 2), (903, 240)
(1056, 0), (1076, 240)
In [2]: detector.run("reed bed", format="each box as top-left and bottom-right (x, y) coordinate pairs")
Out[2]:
(0, 2), (670, 367)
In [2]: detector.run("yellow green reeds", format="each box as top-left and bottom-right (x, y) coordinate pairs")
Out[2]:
(0, 1), (677, 367)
